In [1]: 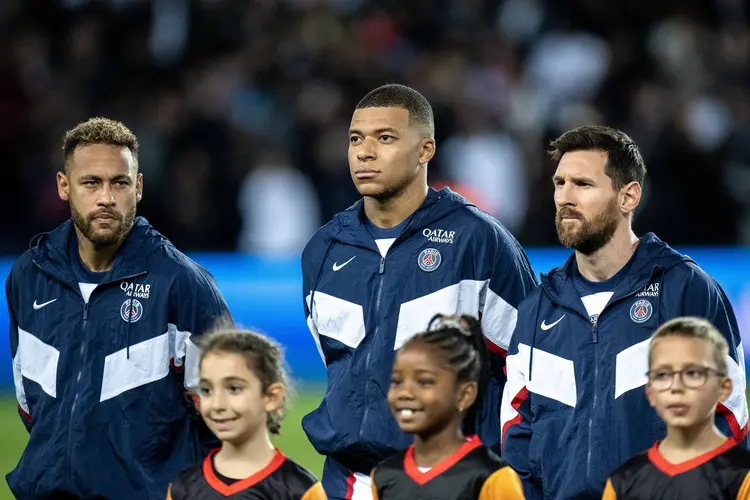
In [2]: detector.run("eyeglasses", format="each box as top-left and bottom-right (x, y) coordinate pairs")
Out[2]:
(646, 366), (726, 391)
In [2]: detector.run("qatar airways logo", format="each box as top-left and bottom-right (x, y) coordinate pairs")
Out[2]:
(422, 228), (455, 244)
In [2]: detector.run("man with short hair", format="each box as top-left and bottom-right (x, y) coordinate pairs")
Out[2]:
(302, 84), (537, 499)
(7, 117), (229, 499)
(500, 125), (748, 500)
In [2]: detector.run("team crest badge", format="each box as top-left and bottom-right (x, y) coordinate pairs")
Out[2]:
(630, 299), (652, 323)
(121, 298), (143, 323)
(418, 248), (441, 272)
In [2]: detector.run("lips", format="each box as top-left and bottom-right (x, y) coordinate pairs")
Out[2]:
(666, 404), (690, 415)
(91, 212), (118, 221)
(355, 170), (378, 179)
(211, 417), (238, 429)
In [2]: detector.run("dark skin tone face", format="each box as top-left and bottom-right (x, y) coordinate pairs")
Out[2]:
(388, 340), (477, 466)
(348, 106), (435, 228)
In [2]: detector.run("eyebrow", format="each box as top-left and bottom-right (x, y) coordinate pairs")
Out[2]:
(552, 175), (595, 184)
(199, 376), (248, 384)
(349, 127), (400, 136)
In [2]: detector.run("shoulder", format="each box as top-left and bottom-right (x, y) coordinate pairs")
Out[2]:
(302, 217), (342, 264)
(8, 249), (35, 283)
(373, 451), (407, 479)
(609, 451), (651, 487)
(168, 462), (205, 499)
(468, 445), (510, 472)
(279, 457), (319, 490)
(723, 444), (750, 468)
(515, 286), (545, 318)
(147, 244), (221, 296)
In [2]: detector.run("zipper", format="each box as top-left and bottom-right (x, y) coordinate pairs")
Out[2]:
(66, 299), (88, 489)
(359, 256), (386, 443)
(576, 275), (654, 491)
(585, 319), (598, 485)
(32, 260), (146, 489)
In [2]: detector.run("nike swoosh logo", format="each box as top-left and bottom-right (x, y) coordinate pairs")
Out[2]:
(332, 256), (356, 272)
(541, 315), (565, 330)
(33, 299), (57, 310)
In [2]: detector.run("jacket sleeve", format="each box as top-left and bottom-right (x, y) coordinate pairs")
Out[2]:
(169, 261), (231, 454)
(170, 264), (231, 394)
(681, 265), (748, 446)
(301, 242), (326, 365)
(7, 266), (32, 432)
(474, 222), (537, 452)
(500, 296), (543, 500)
(481, 223), (538, 357)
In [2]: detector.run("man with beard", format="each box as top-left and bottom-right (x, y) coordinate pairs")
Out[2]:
(500, 125), (748, 500)
(6, 118), (230, 499)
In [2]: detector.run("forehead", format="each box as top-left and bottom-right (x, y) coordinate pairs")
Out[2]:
(350, 106), (411, 132)
(555, 150), (609, 178)
(68, 144), (136, 176)
(201, 351), (254, 378)
(395, 342), (451, 371)
(651, 336), (713, 366)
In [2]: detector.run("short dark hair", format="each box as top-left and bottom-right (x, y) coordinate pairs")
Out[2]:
(63, 117), (139, 171)
(199, 318), (290, 435)
(548, 125), (646, 190)
(355, 84), (435, 137)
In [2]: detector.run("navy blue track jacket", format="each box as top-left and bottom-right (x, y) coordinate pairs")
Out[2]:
(500, 233), (748, 500)
(300, 187), (538, 473)
(7, 217), (230, 499)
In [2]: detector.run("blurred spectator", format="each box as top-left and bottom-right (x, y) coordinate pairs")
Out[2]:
(0, 0), (748, 252)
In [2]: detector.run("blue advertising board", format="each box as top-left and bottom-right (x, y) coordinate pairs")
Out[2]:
(0, 248), (748, 392)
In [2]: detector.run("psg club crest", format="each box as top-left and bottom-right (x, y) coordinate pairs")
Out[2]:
(418, 248), (442, 272)
(121, 298), (143, 323)
(629, 299), (652, 324)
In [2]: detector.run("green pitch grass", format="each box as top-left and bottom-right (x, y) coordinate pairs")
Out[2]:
(0, 390), (324, 500)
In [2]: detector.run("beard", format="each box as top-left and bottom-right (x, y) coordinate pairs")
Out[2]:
(556, 198), (619, 255)
(71, 203), (136, 249)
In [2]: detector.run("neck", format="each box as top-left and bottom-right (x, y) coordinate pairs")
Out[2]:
(215, 427), (276, 476)
(575, 224), (639, 282)
(75, 227), (122, 273)
(363, 180), (428, 228)
(412, 420), (465, 468)
(660, 416), (727, 459)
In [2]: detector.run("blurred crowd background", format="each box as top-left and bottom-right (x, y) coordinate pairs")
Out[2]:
(0, 0), (748, 255)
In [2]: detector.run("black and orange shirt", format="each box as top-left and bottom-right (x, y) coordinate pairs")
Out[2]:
(371, 435), (524, 500)
(604, 439), (750, 500)
(167, 448), (326, 500)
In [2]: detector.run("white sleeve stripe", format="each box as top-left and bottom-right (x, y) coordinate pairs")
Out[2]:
(12, 339), (29, 415)
(723, 351), (748, 429)
(482, 288), (518, 351)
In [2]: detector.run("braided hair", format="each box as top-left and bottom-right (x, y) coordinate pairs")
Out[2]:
(401, 313), (491, 434)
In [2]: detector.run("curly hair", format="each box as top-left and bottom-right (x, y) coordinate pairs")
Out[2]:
(198, 317), (290, 435)
(62, 117), (139, 171)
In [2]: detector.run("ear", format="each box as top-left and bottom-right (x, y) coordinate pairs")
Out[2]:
(57, 171), (70, 201)
(620, 181), (641, 215)
(456, 380), (478, 414)
(264, 382), (286, 413)
(645, 383), (657, 409)
(136, 172), (143, 203)
(718, 376), (733, 404)
(418, 137), (436, 167)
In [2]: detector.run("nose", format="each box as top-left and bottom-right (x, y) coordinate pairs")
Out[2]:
(356, 138), (377, 162)
(669, 373), (686, 393)
(554, 182), (575, 208)
(97, 183), (116, 206)
(209, 390), (227, 412)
